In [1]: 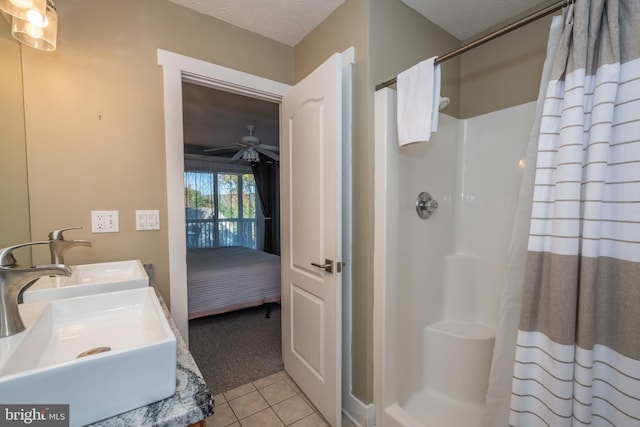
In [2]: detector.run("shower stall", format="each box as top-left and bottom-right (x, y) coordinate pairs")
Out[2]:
(373, 88), (535, 426)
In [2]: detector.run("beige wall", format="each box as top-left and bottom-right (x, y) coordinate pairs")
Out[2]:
(18, 0), (294, 303)
(460, 2), (557, 118)
(0, 19), (31, 265)
(370, 0), (461, 117)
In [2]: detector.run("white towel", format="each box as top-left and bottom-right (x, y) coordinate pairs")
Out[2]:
(396, 57), (441, 146)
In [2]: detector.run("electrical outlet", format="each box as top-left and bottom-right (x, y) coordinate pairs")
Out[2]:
(92, 211), (119, 233)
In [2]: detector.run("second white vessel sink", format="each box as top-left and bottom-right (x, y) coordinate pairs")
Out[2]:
(0, 287), (176, 426)
(23, 260), (149, 303)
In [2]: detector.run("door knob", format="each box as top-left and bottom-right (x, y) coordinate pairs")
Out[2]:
(311, 259), (333, 273)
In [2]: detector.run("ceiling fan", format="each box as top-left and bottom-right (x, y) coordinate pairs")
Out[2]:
(203, 125), (279, 162)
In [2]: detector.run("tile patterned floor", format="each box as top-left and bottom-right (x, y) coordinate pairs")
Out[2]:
(207, 371), (357, 427)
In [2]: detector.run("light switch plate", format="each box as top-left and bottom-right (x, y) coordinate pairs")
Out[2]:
(136, 210), (160, 231)
(91, 211), (119, 233)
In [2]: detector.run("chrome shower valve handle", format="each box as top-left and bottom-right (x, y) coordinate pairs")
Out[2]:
(416, 192), (438, 220)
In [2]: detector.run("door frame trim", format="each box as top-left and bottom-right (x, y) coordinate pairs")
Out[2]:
(157, 49), (291, 342)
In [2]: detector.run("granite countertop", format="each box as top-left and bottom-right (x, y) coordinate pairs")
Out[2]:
(89, 288), (214, 427)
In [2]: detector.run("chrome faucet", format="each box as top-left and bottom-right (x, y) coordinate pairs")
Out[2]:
(48, 227), (92, 264)
(0, 241), (71, 338)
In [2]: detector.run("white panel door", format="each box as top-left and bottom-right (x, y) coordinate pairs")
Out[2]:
(280, 52), (343, 426)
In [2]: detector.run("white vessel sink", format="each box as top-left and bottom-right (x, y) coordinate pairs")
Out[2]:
(23, 260), (149, 303)
(0, 287), (176, 426)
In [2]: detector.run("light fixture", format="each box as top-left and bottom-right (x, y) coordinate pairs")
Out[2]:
(241, 149), (260, 162)
(0, 0), (45, 22)
(10, 0), (56, 51)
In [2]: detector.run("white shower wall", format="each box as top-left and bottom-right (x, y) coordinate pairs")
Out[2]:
(454, 101), (535, 325)
(374, 88), (535, 426)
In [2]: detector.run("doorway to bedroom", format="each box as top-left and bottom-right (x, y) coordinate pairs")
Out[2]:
(181, 82), (284, 395)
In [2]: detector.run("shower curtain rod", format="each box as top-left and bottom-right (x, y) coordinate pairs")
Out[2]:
(375, 0), (572, 91)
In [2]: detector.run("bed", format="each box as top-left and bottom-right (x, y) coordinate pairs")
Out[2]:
(186, 246), (281, 319)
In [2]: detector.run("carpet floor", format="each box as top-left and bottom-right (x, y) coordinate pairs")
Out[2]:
(188, 303), (283, 395)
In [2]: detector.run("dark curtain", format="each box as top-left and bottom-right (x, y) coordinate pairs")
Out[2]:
(251, 158), (280, 255)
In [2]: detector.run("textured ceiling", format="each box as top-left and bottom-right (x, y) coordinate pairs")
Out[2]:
(168, 0), (346, 46)
(170, 0), (550, 45)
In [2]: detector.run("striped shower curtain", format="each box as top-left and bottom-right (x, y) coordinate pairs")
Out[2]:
(509, 1), (640, 426)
